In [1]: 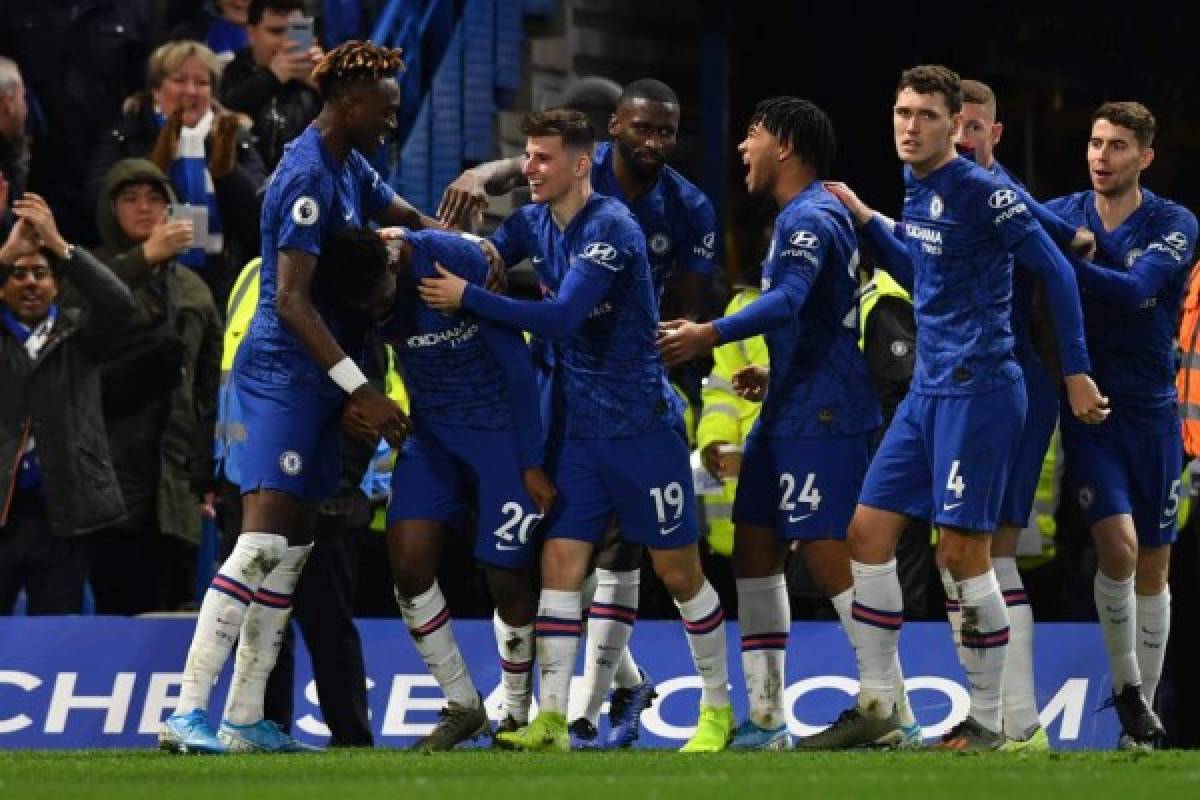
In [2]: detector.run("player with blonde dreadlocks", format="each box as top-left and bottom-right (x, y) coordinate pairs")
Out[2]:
(159, 39), (440, 755)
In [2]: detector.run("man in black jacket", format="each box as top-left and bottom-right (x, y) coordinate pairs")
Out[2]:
(220, 0), (322, 169)
(0, 193), (133, 613)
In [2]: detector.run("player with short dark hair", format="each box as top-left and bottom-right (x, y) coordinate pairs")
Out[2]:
(161, 40), (436, 755)
(658, 96), (904, 750)
(1046, 101), (1196, 750)
(374, 226), (555, 751)
(419, 108), (734, 753)
(438, 79), (719, 747)
(818, 64), (1107, 751)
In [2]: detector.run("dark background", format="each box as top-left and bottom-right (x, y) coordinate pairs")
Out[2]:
(714, 0), (1200, 279)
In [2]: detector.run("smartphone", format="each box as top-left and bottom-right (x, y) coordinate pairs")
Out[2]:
(287, 15), (315, 51)
(166, 204), (207, 250)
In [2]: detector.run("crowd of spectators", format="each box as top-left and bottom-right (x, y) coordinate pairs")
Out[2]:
(0, 0), (373, 616)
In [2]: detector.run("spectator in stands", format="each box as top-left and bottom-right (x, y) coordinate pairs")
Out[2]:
(88, 40), (266, 308)
(170, 1), (253, 65)
(0, 0), (151, 244)
(84, 157), (222, 615)
(220, 0), (323, 169)
(0, 193), (133, 614)
(0, 57), (30, 238)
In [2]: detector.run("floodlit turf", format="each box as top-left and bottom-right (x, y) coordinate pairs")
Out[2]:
(2, 750), (1199, 800)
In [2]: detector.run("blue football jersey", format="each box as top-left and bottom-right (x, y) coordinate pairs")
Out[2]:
(986, 162), (1037, 367)
(378, 230), (511, 429)
(488, 194), (670, 439)
(248, 125), (396, 358)
(899, 156), (1040, 395)
(752, 183), (881, 437)
(591, 142), (718, 300)
(1046, 188), (1197, 414)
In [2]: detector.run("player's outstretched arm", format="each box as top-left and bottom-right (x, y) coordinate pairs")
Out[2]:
(825, 181), (914, 290)
(658, 278), (806, 369)
(1010, 229), (1109, 424)
(1012, 227), (1091, 375)
(419, 262), (613, 340)
(437, 157), (525, 228)
(276, 248), (411, 445)
(1066, 235), (1195, 310)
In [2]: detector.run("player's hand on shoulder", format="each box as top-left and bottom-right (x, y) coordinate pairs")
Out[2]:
(437, 169), (487, 228)
(1064, 373), (1109, 425)
(343, 384), (412, 447)
(732, 364), (769, 402)
(522, 467), (557, 516)
(417, 264), (468, 311)
(822, 181), (873, 228)
(657, 318), (718, 368)
(1070, 227), (1097, 260)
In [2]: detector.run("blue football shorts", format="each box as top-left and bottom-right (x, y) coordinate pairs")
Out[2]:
(733, 430), (873, 541)
(858, 378), (1027, 532)
(542, 426), (699, 549)
(233, 338), (344, 503)
(387, 423), (541, 569)
(1060, 405), (1183, 548)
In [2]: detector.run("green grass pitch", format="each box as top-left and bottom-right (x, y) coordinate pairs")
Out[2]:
(2, 750), (1199, 800)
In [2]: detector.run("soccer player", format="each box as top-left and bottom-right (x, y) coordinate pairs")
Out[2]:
(375, 226), (555, 750)
(1045, 102), (1197, 749)
(439, 78), (718, 746)
(160, 41), (435, 754)
(940, 78), (1091, 750)
(819, 65), (1106, 751)
(656, 97), (914, 750)
(419, 109), (733, 753)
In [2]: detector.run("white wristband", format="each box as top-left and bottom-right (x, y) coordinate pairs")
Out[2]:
(328, 357), (368, 394)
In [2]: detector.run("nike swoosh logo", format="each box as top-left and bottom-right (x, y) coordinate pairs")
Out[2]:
(943, 502), (964, 511)
(788, 513), (814, 522)
(660, 523), (682, 536)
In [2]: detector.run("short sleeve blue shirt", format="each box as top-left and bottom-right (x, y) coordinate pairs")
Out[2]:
(249, 125), (396, 358)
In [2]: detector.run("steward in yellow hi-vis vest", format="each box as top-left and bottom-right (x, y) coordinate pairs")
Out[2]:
(696, 287), (767, 555)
